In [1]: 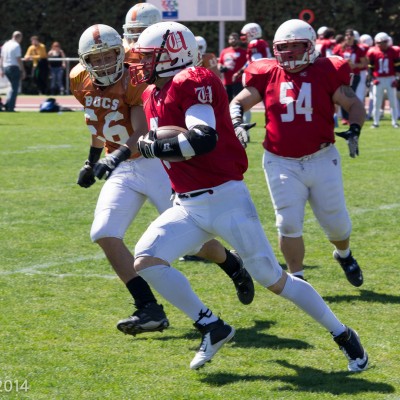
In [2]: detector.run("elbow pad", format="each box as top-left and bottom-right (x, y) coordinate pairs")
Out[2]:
(153, 125), (218, 159)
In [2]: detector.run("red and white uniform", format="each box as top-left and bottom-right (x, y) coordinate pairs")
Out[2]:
(367, 45), (400, 126)
(244, 57), (351, 158)
(219, 46), (247, 85)
(333, 43), (367, 103)
(70, 64), (171, 241)
(135, 66), (282, 287)
(316, 38), (336, 57)
(247, 38), (271, 61)
(243, 57), (352, 240)
(142, 66), (247, 193)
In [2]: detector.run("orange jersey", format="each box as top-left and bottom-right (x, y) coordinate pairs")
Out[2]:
(201, 53), (220, 77)
(123, 42), (142, 65)
(70, 63), (146, 156)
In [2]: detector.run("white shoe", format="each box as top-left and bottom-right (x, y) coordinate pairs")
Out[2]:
(334, 326), (369, 372)
(190, 319), (235, 369)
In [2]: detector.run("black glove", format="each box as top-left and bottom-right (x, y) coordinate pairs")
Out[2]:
(233, 122), (256, 148)
(137, 130), (156, 158)
(94, 146), (131, 180)
(336, 123), (361, 158)
(77, 161), (96, 188)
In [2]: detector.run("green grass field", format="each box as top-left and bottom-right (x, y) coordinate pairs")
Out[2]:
(0, 110), (399, 400)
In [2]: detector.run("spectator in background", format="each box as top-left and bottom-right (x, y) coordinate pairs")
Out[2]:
(218, 32), (247, 102)
(48, 41), (66, 95)
(195, 36), (220, 77)
(25, 35), (49, 94)
(333, 29), (367, 125)
(0, 31), (26, 111)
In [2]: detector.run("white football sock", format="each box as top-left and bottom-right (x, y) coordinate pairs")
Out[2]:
(138, 265), (218, 324)
(280, 274), (345, 336)
(335, 248), (351, 258)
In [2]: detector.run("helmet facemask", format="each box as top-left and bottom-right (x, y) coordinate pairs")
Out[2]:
(274, 39), (315, 71)
(81, 46), (124, 86)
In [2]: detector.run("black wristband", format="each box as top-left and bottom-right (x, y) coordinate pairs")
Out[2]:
(114, 146), (132, 162)
(88, 146), (103, 166)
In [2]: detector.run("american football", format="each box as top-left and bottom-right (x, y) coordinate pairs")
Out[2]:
(155, 125), (187, 139)
(154, 125), (191, 162)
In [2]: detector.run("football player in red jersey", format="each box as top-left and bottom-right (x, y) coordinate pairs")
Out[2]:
(95, 21), (368, 372)
(332, 29), (368, 124)
(367, 32), (400, 128)
(231, 19), (366, 284)
(230, 19), (369, 371)
(72, 24), (254, 338)
(218, 32), (247, 102)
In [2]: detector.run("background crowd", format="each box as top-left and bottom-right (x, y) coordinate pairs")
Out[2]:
(1, 17), (399, 123)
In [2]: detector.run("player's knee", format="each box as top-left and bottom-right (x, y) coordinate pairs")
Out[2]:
(324, 218), (352, 241)
(90, 224), (121, 242)
(277, 219), (303, 237)
(243, 255), (282, 288)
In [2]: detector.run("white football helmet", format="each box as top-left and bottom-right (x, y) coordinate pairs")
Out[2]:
(359, 34), (373, 47)
(317, 26), (328, 36)
(123, 3), (162, 44)
(374, 32), (390, 44)
(273, 19), (318, 71)
(241, 23), (262, 42)
(195, 36), (207, 55)
(130, 21), (198, 84)
(78, 24), (125, 86)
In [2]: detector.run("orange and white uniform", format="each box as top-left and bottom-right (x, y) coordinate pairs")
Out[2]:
(70, 64), (171, 241)
(70, 63), (144, 156)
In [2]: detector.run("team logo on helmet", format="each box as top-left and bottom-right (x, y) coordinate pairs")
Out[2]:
(165, 31), (188, 53)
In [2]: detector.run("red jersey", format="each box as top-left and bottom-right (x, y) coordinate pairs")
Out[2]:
(70, 64), (146, 156)
(247, 38), (271, 61)
(367, 46), (400, 77)
(332, 44), (366, 74)
(316, 38), (336, 57)
(243, 56), (352, 158)
(219, 46), (247, 85)
(141, 66), (248, 193)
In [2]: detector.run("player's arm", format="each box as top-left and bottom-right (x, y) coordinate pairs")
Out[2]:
(93, 105), (147, 180)
(120, 105), (148, 157)
(77, 136), (104, 188)
(333, 85), (365, 126)
(230, 86), (261, 147)
(333, 85), (365, 158)
(137, 104), (218, 160)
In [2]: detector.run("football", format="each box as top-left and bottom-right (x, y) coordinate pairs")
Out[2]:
(155, 125), (187, 139)
(154, 125), (190, 162)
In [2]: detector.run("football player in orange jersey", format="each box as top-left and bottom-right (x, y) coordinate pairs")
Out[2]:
(71, 24), (254, 337)
(195, 36), (220, 77)
(122, 2), (162, 64)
